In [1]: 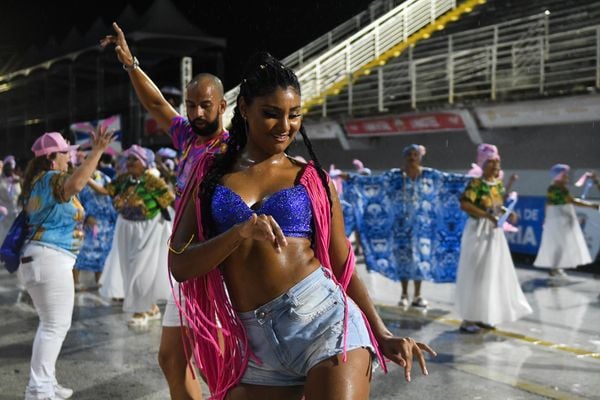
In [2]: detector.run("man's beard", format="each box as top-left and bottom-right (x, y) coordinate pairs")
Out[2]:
(189, 117), (220, 137)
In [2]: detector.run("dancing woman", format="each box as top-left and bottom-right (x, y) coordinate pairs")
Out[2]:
(169, 52), (435, 399)
(534, 164), (599, 277)
(19, 128), (113, 400)
(97, 145), (175, 325)
(73, 167), (117, 290)
(455, 144), (532, 333)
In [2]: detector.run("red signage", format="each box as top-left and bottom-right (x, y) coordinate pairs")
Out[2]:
(344, 112), (465, 137)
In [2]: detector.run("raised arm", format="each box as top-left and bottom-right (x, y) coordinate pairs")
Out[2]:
(86, 178), (109, 196)
(63, 127), (114, 199)
(504, 173), (518, 199)
(327, 180), (436, 381)
(100, 22), (178, 133)
(570, 195), (600, 210)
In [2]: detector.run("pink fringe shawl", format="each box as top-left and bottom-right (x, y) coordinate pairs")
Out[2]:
(168, 157), (386, 400)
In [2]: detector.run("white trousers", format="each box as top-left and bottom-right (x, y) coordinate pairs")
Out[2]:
(18, 243), (75, 398)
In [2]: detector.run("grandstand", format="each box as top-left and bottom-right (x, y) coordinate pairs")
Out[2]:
(296, 0), (600, 116)
(258, 0), (600, 196)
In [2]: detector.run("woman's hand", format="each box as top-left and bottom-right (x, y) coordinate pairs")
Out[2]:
(90, 125), (115, 153)
(509, 211), (519, 225)
(378, 335), (437, 382)
(486, 213), (498, 225)
(100, 22), (135, 67)
(237, 213), (288, 253)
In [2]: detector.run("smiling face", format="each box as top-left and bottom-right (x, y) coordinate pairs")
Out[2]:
(240, 86), (302, 159)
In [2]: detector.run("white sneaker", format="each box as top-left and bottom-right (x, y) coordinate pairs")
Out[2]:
(127, 313), (148, 327)
(25, 389), (68, 400)
(411, 296), (428, 308)
(145, 306), (162, 321)
(398, 295), (409, 307)
(549, 268), (568, 277)
(54, 383), (73, 399)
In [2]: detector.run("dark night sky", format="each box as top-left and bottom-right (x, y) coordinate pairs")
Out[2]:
(0, 1), (372, 89)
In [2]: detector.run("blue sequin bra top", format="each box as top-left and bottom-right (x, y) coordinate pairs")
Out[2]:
(211, 184), (313, 238)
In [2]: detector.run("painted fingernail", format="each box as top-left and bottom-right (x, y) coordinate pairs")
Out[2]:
(424, 368), (429, 375)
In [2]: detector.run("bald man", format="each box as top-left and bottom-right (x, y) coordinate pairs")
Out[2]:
(102, 23), (228, 400)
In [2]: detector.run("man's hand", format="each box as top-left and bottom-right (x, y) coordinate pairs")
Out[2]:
(100, 22), (135, 67)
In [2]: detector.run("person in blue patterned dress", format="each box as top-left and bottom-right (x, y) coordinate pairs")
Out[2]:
(344, 145), (470, 308)
(73, 169), (117, 290)
(391, 145), (468, 308)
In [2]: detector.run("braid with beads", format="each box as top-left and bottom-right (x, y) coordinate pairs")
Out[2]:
(199, 52), (332, 237)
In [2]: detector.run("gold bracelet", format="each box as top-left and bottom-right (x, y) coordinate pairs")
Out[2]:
(168, 234), (195, 254)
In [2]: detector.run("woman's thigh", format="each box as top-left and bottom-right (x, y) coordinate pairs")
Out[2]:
(226, 383), (304, 400)
(304, 347), (372, 400)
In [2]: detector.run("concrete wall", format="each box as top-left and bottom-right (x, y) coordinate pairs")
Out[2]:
(290, 121), (599, 198)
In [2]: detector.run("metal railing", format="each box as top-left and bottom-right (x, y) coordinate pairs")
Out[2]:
(281, 0), (407, 70)
(319, 7), (600, 116)
(223, 0), (460, 126)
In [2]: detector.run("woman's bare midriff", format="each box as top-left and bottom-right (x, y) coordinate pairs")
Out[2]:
(221, 237), (321, 312)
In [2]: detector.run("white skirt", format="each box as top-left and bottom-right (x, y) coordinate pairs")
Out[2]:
(533, 204), (592, 269)
(99, 213), (172, 313)
(455, 218), (532, 326)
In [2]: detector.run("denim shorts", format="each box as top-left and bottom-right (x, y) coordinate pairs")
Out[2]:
(237, 267), (375, 386)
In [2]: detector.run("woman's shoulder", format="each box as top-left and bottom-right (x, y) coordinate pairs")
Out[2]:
(144, 170), (166, 183)
(468, 177), (483, 187)
(28, 171), (69, 205)
(33, 170), (62, 189)
(548, 183), (565, 190)
(287, 155), (308, 169)
(285, 156), (311, 180)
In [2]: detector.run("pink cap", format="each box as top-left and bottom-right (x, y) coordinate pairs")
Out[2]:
(31, 132), (79, 157)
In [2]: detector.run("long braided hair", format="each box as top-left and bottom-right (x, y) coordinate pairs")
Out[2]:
(200, 52), (331, 237)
